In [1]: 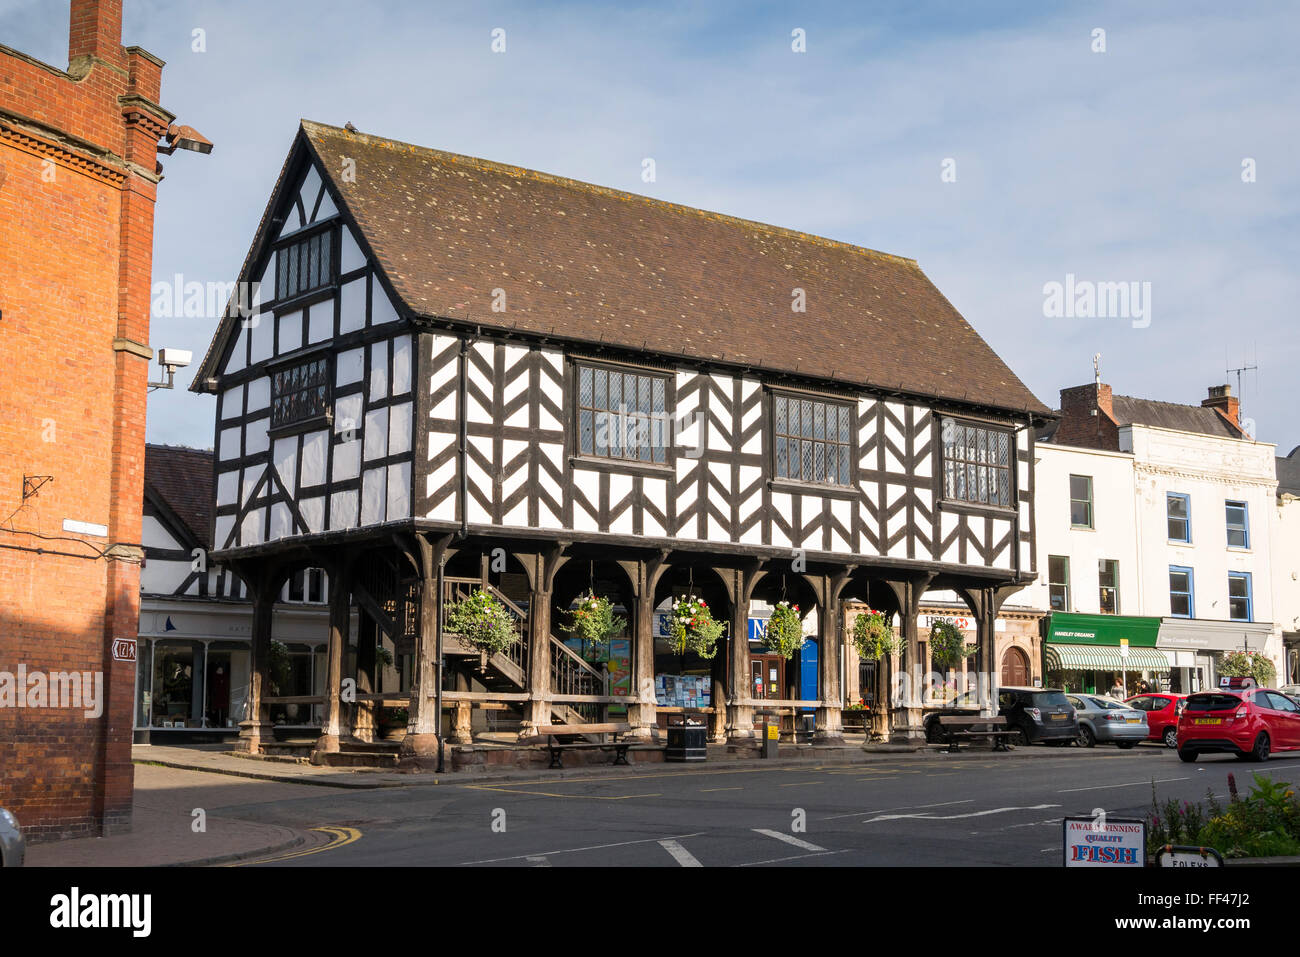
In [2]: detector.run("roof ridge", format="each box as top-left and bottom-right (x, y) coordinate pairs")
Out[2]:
(300, 119), (920, 270)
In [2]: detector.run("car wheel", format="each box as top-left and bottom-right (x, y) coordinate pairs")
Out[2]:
(1162, 727), (1177, 749)
(1178, 748), (1199, 763)
(1077, 725), (1096, 748)
(1012, 726), (1031, 748)
(1252, 733), (1271, 762)
(1116, 740), (1137, 750)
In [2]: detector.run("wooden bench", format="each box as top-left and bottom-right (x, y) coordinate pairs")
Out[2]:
(934, 714), (1016, 752)
(536, 723), (636, 768)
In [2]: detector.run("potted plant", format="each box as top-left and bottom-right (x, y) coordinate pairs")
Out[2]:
(929, 619), (975, 670)
(762, 601), (803, 659)
(445, 588), (519, 657)
(667, 595), (725, 659)
(379, 706), (409, 742)
(561, 592), (626, 646)
(852, 608), (895, 661)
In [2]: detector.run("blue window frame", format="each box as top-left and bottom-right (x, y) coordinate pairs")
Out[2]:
(1228, 571), (1253, 622)
(1169, 566), (1195, 618)
(1167, 493), (1191, 543)
(1225, 501), (1250, 549)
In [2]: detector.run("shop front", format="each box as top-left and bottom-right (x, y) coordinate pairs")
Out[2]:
(1042, 612), (1167, 697)
(1157, 618), (1273, 694)
(135, 598), (338, 744)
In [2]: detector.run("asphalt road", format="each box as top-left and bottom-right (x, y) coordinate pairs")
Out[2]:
(194, 744), (1300, 867)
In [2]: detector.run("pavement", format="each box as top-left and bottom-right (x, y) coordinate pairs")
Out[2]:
(22, 737), (1222, 867)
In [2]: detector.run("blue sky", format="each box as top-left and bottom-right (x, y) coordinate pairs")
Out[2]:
(5, 0), (1297, 452)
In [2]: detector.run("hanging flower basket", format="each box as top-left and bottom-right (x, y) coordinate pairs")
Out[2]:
(762, 601), (803, 659)
(561, 592), (626, 646)
(668, 595), (725, 659)
(445, 589), (519, 657)
(852, 609), (896, 661)
(1220, 650), (1276, 686)
(929, 619), (975, 669)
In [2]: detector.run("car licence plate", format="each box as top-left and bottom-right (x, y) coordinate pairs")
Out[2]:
(1195, 718), (1221, 726)
(1126, 717), (1140, 723)
(1051, 713), (1067, 721)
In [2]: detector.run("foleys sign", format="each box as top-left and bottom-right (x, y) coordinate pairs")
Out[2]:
(1063, 816), (1146, 867)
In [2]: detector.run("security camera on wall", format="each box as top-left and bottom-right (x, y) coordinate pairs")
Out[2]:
(148, 347), (193, 391)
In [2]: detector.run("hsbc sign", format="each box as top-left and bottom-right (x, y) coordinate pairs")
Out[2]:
(112, 638), (137, 662)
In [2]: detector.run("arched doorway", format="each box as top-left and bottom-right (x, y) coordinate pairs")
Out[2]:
(1001, 646), (1030, 687)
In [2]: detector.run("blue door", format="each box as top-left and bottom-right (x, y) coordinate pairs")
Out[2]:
(800, 639), (819, 712)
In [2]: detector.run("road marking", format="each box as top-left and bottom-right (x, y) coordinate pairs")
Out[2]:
(700, 787), (743, 792)
(1058, 777), (1188, 793)
(861, 803), (1060, 824)
(752, 829), (827, 852)
(659, 839), (703, 867)
(525, 855), (551, 867)
(778, 780), (823, 787)
(737, 850), (845, 867)
(455, 832), (706, 866)
(823, 799), (973, 821)
(228, 825), (361, 866)
(465, 785), (661, 800)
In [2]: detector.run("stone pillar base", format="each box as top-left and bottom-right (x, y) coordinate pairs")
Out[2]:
(813, 730), (846, 744)
(311, 732), (342, 762)
(236, 719), (274, 753)
(399, 732), (442, 756)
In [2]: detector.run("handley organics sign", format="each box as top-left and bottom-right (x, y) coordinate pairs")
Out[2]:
(1062, 816), (1146, 867)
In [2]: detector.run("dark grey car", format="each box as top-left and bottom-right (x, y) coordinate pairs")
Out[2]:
(0, 807), (24, 867)
(1066, 694), (1147, 748)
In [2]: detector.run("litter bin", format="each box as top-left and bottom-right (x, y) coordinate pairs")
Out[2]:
(665, 713), (707, 762)
(757, 711), (779, 759)
(797, 713), (815, 744)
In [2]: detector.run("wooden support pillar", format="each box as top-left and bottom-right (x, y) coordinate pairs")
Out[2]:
(723, 563), (763, 743)
(519, 544), (568, 739)
(619, 551), (669, 741)
(808, 568), (853, 743)
(312, 560), (352, 761)
(354, 615), (376, 743)
(884, 573), (934, 744)
(400, 533), (453, 764)
(236, 568), (276, 754)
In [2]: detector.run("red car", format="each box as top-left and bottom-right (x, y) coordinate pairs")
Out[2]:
(1177, 686), (1300, 762)
(1124, 693), (1186, 748)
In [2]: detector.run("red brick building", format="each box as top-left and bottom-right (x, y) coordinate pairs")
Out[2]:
(0, 1), (177, 841)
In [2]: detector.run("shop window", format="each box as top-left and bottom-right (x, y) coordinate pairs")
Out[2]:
(575, 363), (670, 464)
(1098, 559), (1120, 614)
(1048, 555), (1071, 612)
(1169, 566), (1195, 618)
(1069, 474), (1094, 528)
(1167, 493), (1191, 543)
(773, 392), (854, 487)
(1228, 571), (1253, 622)
(941, 419), (1012, 508)
(285, 567), (328, 604)
(1225, 501), (1250, 549)
(151, 641), (199, 727)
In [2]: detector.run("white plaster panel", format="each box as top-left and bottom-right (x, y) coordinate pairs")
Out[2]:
(336, 347), (364, 386)
(361, 468), (386, 525)
(246, 376), (270, 412)
(339, 277), (366, 334)
(391, 335), (412, 395)
(387, 462), (411, 520)
(300, 430), (328, 487)
(369, 341), (389, 401)
(364, 407), (389, 461)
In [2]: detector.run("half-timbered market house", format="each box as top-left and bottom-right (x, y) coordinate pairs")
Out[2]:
(191, 121), (1052, 766)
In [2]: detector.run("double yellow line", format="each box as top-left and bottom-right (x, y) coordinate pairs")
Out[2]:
(227, 825), (362, 866)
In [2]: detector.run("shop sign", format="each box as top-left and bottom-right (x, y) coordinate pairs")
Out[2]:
(1120, 638), (1129, 658)
(767, 724), (779, 740)
(1062, 816), (1145, 867)
(1156, 845), (1223, 868)
(112, 638), (137, 662)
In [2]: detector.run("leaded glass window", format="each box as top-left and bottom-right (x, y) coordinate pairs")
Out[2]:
(576, 364), (668, 464)
(941, 420), (1012, 507)
(271, 356), (330, 428)
(773, 393), (853, 486)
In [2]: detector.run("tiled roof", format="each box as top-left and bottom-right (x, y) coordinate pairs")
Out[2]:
(1278, 447), (1300, 496)
(194, 121), (1049, 416)
(1110, 395), (1243, 438)
(144, 445), (213, 547)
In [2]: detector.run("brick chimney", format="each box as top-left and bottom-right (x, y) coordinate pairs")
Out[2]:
(1053, 382), (1120, 450)
(1202, 384), (1241, 429)
(69, 0), (125, 70)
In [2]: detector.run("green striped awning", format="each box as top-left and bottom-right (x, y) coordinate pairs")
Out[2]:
(1045, 643), (1171, 672)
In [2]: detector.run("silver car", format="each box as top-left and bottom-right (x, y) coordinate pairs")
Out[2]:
(0, 808), (24, 867)
(1066, 694), (1148, 748)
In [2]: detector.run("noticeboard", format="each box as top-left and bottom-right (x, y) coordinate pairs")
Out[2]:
(1156, 845), (1223, 868)
(1062, 816), (1146, 867)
